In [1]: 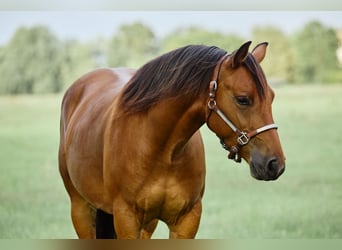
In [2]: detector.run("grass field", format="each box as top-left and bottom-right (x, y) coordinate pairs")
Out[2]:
(0, 84), (342, 238)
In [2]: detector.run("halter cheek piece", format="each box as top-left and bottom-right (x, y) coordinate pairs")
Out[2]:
(206, 54), (278, 163)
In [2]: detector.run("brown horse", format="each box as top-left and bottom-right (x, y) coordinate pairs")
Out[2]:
(58, 41), (285, 239)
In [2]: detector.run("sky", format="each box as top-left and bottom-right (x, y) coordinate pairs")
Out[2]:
(0, 11), (342, 45)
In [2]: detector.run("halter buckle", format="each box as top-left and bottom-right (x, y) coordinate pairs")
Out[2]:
(237, 132), (249, 146)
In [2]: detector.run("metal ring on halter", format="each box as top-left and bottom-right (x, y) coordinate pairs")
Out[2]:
(207, 99), (216, 110)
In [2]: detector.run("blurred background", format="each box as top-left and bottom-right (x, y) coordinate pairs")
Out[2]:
(0, 11), (341, 94)
(0, 11), (342, 238)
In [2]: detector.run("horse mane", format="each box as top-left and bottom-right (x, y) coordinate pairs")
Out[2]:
(118, 45), (227, 114)
(118, 45), (266, 115)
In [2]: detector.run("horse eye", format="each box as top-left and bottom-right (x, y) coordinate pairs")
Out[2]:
(236, 96), (252, 106)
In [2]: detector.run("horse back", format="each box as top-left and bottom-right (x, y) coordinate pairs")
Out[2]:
(61, 68), (134, 131)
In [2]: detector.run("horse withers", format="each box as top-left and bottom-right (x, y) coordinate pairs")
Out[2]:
(58, 41), (285, 239)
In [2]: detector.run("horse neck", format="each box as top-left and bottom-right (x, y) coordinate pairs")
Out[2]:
(117, 95), (207, 162)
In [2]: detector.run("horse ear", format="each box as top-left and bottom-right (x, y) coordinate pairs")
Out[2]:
(252, 42), (268, 63)
(230, 41), (252, 68)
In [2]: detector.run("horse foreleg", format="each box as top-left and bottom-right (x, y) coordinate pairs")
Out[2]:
(140, 219), (159, 239)
(112, 199), (145, 239)
(168, 200), (202, 239)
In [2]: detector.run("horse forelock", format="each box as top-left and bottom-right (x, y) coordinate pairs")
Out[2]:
(243, 53), (267, 99)
(118, 45), (227, 114)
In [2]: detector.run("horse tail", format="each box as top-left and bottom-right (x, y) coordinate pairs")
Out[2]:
(96, 209), (117, 239)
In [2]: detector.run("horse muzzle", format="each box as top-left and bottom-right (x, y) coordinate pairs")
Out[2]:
(249, 153), (285, 181)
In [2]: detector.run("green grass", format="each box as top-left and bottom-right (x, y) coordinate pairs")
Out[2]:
(0, 85), (342, 239)
(0, 95), (75, 238)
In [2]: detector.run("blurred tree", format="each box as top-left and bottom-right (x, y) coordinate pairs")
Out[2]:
(107, 22), (158, 68)
(292, 21), (339, 83)
(0, 26), (63, 94)
(161, 26), (244, 53)
(59, 39), (103, 91)
(2, 20), (339, 95)
(252, 26), (294, 83)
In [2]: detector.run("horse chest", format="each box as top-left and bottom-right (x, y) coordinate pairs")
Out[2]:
(135, 177), (200, 223)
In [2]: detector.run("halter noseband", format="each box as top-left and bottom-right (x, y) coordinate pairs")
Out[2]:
(206, 54), (278, 163)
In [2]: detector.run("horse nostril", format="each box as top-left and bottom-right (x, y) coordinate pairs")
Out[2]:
(266, 157), (279, 176)
(250, 152), (285, 180)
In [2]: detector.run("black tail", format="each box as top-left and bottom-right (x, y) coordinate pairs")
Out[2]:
(96, 209), (117, 239)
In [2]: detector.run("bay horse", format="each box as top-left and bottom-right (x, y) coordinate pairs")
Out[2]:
(58, 41), (285, 239)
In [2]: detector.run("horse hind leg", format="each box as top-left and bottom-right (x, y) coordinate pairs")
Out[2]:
(59, 149), (97, 238)
(59, 143), (117, 239)
(60, 172), (97, 238)
(69, 196), (97, 238)
(59, 172), (97, 238)
(96, 209), (117, 239)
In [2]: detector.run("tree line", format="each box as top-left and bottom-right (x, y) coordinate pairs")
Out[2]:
(0, 20), (340, 95)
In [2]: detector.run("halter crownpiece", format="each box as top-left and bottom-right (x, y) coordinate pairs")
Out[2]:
(206, 54), (278, 163)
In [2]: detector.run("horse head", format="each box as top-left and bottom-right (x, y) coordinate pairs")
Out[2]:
(206, 41), (286, 181)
